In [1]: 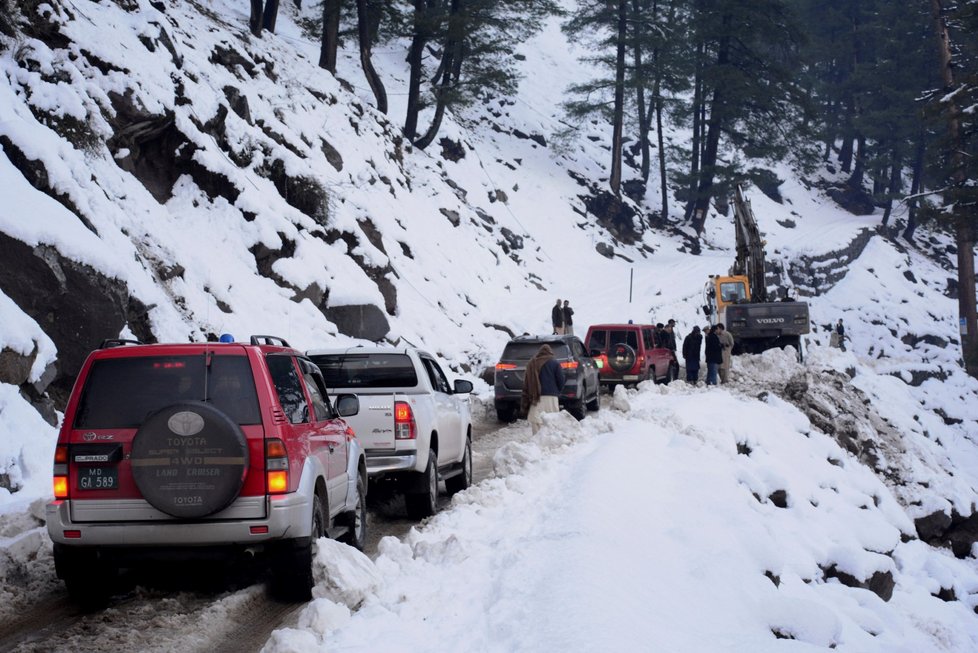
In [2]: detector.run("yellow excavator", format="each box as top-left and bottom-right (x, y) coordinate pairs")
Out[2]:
(703, 185), (810, 356)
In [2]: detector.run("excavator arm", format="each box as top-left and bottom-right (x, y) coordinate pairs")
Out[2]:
(731, 185), (768, 303)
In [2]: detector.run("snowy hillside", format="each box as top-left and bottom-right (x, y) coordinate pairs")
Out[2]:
(1, 0), (978, 647)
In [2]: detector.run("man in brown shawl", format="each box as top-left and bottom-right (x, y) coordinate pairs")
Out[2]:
(521, 344), (566, 434)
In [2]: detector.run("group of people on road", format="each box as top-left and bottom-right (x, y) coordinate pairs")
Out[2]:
(551, 299), (575, 336)
(682, 323), (733, 385)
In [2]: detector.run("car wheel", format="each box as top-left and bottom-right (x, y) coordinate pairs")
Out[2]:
(55, 544), (115, 610)
(445, 437), (472, 496)
(269, 491), (324, 602)
(338, 474), (367, 551)
(666, 362), (679, 384)
(405, 452), (439, 519)
(586, 383), (600, 412)
(568, 391), (586, 420)
(495, 403), (517, 423)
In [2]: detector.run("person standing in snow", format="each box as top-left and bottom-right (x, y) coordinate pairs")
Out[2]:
(562, 300), (575, 336)
(718, 323), (734, 384)
(835, 319), (846, 351)
(704, 326), (722, 386)
(682, 326), (702, 383)
(552, 299), (564, 335)
(663, 320), (678, 352)
(521, 344), (565, 434)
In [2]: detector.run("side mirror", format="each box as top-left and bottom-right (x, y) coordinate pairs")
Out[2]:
(335, 394), (359, 417)
(589, 348), (602, 358)
(453, 379), (474, 394)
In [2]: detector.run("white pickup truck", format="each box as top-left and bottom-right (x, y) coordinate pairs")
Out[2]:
(306, 346), (474, 518)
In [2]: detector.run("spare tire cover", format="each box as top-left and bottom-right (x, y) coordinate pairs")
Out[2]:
(131, 401), (249, 518)
(608, 343), (637, 373)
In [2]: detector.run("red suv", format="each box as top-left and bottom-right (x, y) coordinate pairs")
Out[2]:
(45, 335), (367, 607)
(584, 324), (679, 386)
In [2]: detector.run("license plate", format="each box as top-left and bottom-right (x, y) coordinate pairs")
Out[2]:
(77, 467), (118, 491)
(623, 375), (639, 381)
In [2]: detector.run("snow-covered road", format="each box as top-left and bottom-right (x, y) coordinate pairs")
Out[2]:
(265, 351), (978, 653)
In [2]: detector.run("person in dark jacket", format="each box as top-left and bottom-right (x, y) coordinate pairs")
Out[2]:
(521, 344), (566, 434)
(663, 321), (677, 352)
(551, 299), (564, 335)
(562, 300), (575, 336)
(682, 326), (702, 383)
(704, 326), (723, 386)
(835, 319), (846, 351)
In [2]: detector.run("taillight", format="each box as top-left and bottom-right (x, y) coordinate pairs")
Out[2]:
(265, 438), (289, 494)
(560, 361), (578, 370)
(395, 401), (417, 440)
(53, 445), (69, 499)
(495, 363), (517, 371)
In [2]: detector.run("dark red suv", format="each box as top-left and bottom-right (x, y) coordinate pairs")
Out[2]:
(46, 335), (367, 607)
(584, 324), (679, 386)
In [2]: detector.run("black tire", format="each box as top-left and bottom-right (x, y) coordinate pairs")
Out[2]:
(405, 452), (439, 519)
(338, 474), (367, 551)
(495, 403), (518, 423)
(666, 362), (679, 384)
(586, 384), (600, 412)
(445, 437), (472, 496)
(608, 343), (637, 373)
(131, 401), (248, 518)
(55, 544), (115, 610)
(269, 492), (324, 602)
(567, 388), (587, 420)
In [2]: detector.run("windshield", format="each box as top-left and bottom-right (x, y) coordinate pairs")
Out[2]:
(74, 354), (260, 428)
(501, 342), (571, 361)
(310, 353), (419, 388)
(719, 281), (747, 303)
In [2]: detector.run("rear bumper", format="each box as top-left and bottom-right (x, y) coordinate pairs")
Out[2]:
(365, 450), (419, 476)
(45, 492), (309, 547)
(494, 379), (582, 405)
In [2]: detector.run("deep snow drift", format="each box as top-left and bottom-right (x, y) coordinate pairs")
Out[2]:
(264, 351), (978, 652)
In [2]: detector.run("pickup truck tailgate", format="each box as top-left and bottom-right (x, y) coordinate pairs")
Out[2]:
(345, 393), (397, 451)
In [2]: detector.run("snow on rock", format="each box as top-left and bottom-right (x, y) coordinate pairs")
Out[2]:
(310, 538), (382, 607)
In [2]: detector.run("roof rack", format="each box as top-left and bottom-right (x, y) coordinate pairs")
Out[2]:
(250, 335), (291, 347)
(99, 338), (143, 349)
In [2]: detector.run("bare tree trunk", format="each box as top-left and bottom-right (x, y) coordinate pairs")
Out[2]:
(609, 0), (627, 196)
(685, 40), (704, 221)
(632, 0), (653, 185)
(931, 0), (978, 377)
(250, 0), (264, 36)
(414, 0), (462, 150)
(880, 148), (901, 226)
(691, 13), (731, 234)
(903, 136), (925, 240)
(319, 0), (341, 73)
(404, 0), (428, 140)
(262, 0), (280, 33)
(654, 75), (667, 218)
(356, 0), (388, 113)
(839, 99), (855, 172)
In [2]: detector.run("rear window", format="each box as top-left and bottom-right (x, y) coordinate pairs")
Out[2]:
(310, 353), (419, 388)
(74, 355), (260, 428)
(609, 330), (639, 350)
(501, 341), (570, 361)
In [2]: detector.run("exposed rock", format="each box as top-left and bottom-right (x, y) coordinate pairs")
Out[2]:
(827, 185), (875, 215)
(324, 304), (390, 342)
(258, 159), (329, 226)
(499, 227), (523, 253)
(583, 190), (639, 244)
(439, 138), (465, 162)
(0, 233), (129, 408)
(223, 85), (252, 123)
(320, 138), (343, 172)
(0, 346), (36, 386)
(596, 242), (615, 259)
(768, 489), (788, 508)
(822, 564), (894, 602)
(440, 208), (461, 227)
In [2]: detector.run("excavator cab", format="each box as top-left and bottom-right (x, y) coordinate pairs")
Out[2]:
(703, 274), (751, 324)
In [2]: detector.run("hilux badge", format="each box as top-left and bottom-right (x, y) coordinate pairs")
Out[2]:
(168, 411), (205, 436)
